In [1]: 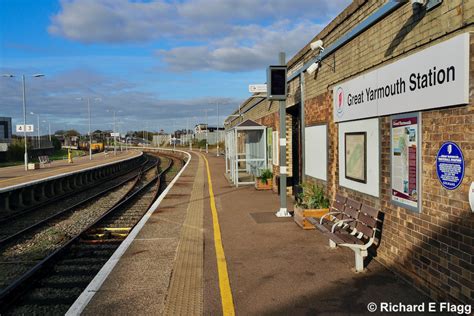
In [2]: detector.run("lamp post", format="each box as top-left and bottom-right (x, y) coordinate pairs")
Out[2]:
(2, 73), (44, 170)
(30, 112), (40, 148)
(113, 110), (117, 155)
(76, 97), (101, 160)
(42, 120), (51, 141)
(172, 120), (176, 150)
(204, 109), (209, 153)
(216, 101), (220, 156)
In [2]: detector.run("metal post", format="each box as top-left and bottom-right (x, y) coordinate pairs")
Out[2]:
(276, 52), (291, 217)
(113, 110), (116, 156)
(186, 117), (189, 148)
(205, 109), (209, 153)
(88, 98), (92, 160)
(37, 114), (40, 149)
(216, 101), (220, 156)
(48, 122), (51, 142)
(22, 75), (28, 171)
(173, 120), (176, 150)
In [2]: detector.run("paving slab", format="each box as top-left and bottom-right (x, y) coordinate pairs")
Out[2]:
(203, 153), (434, 316)
(82, 151), (203, 316)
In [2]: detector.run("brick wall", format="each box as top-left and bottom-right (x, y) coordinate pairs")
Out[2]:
(298, 0), (474, 305)
(225, 0), (474, 305)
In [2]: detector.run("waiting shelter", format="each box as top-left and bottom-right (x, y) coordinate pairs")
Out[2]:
(225, 119), (267, 187)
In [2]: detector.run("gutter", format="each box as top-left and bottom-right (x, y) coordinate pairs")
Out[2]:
(287, 1), (405, 82)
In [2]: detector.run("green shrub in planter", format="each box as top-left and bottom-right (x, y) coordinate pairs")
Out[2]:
(296, 182), (330, 209)
(258, 169), (273, 184)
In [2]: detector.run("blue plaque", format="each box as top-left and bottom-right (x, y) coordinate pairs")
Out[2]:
(436, 142), (464, 190)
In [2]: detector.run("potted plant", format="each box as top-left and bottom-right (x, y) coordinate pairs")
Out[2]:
(294, 182), (330, 229)
(255, 168), (273, 190)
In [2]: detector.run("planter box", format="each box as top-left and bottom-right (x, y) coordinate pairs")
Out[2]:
(293, 205), (329, 230)
(27, 163), (40, 170)
(255, 179), (273, 190)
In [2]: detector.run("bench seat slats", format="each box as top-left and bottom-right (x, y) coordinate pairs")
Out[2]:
(325, 232), (365, 245)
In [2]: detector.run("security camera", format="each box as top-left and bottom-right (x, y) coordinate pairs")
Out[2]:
(306, 62), (319, 75)
(310, 39), (324, 51)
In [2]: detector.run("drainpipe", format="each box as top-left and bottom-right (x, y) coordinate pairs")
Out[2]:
(300, 73), (306, 183)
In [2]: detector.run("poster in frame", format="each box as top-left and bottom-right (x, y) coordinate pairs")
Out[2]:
(344, 132), (367, 183)
(390, 112), (421, 212)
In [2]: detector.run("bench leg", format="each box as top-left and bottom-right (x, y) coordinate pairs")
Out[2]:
(354, 249), (368, 272)
(329, 240), (337, 249)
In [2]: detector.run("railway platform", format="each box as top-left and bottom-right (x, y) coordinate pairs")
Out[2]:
(71, 151), (432, 315)
(0, 150), (140, 190)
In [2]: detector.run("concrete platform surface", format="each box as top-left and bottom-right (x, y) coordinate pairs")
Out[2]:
(0, 150), (140, 190)
(80, 151), (434, 315)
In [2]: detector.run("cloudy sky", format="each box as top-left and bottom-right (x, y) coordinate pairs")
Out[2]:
(0, 0), (350, 134)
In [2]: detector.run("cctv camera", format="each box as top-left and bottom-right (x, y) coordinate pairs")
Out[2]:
(306, 62), (319, 75)
(310, 39), (324, 51)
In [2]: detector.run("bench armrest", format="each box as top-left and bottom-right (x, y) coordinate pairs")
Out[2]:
(331, 218), (355, 233)
(319, 211), (343, 224)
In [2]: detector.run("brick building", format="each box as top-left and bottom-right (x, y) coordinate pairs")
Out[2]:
(225, 0), (473, 305)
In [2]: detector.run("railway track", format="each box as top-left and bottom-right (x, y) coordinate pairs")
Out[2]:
(0, 152), (184, 314)
(0, 155), (152, 245)
(0, 153), (146, 224)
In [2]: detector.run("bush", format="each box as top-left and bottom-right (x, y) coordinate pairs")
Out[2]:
(296, 182), (330, 209)
(197, 139), (207, 148)
(257, 169), (273, 184)
(51, 136), (61, 151)
(6, 139), (29, 162)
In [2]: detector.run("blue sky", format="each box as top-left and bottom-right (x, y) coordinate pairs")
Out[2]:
(0, 0), (350, 134)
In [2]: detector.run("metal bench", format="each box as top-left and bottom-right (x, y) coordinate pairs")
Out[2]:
(324, 204), (381, 272)
(38, 155), (51, 167)
(307, 194), (360, 234)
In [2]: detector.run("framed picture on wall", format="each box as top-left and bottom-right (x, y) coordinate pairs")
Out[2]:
(344, 132), (367, 183)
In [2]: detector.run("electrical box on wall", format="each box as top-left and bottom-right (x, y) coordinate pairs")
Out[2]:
(267, 66), (287, 100)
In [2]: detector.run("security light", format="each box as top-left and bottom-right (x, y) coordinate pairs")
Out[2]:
(306, 62), (319, 75)
(310, 39), (324, 52)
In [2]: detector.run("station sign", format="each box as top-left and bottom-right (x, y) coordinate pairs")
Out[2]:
(110, 132), (120, 137)
(333, 33), (469, 122)
(436, 141), (464, 190)
(249, 84), (267, 93)
(16, 124), (34, 132)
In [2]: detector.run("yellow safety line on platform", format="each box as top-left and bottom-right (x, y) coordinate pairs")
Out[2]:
(0, 152), (135, 185)
(202, 154), (235, 316)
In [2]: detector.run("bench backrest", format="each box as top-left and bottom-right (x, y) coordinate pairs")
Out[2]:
(355, 204), (380, 239)
(330, 193), (347, 219)
(343, 198), (362, 228)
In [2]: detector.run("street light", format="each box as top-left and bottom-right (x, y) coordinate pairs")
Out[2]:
(2, 73), (44, 170)
(77, 97), (101, 160)
(216, 101), (220, 157)
(30, 112), (40, 149)
(204, 109), (209, 154)
(107, 109), (121, 156)
(42, 120), (51, 142)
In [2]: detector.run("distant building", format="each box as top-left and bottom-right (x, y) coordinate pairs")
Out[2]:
(194, 124), (224, 134)
(0, 117), (12, 152)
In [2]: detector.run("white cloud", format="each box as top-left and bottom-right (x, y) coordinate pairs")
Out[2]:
(159, 20), (324, 72)
(48, 0), (351, 71)
(49, 0), (351, 43)
(49, 0), (173, 43)
(0, 67), (241, 133)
